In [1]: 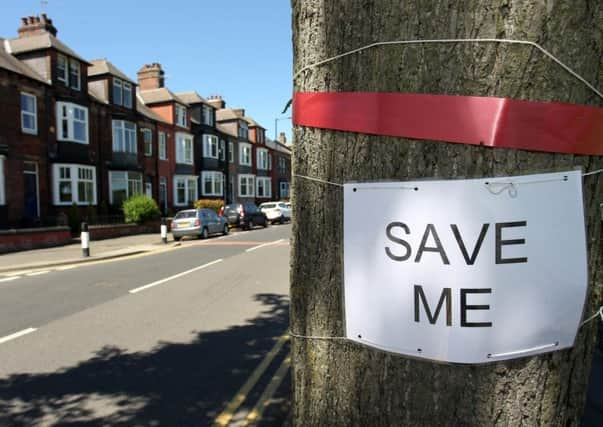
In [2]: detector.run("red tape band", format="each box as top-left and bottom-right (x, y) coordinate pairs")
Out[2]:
(293, 92), (603, 155)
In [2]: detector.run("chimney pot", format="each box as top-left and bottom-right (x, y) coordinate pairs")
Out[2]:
(18, 14), (58, 37)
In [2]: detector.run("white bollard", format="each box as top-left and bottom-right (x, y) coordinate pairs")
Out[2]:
(81, 222), (90, 257)
(161, 218), (168, 244)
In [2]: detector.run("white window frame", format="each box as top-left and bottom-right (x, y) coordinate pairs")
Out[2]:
(69, 59), (81, 91)
(238, 174), (255, 198)
(145, 182), (152, 198)
(112, 120), (137, 153)
(175, 104), (187, 128)
(202, 171), (224, 197)
(238, 121), (248, 139)
(202, 105), (214, 126)
(280, 181), (290, 199)
(257, 148), (269, 170)
(0, 155), (5, 205)
(229, 142), (234, 163)
(256, 177), (271, 198)
(142, 128), (153, 156)
(203, 134), (219, 159)
(57, 54), (68, 84)
(220, 140), (226, 161)
(159, 176), (168, 211)
(174, 175), (198, 206)
(56, 102), (89, 144)
(159, 132), (167, 160)
(112, 78), (122, 106)
(52, 163), (97, 206)
(20, 92), (37, 135)
(239, 142), (252, 166)
(108, 171), (143, 204)
(176, 133), (194, 164)
(123, 81), (132, 108)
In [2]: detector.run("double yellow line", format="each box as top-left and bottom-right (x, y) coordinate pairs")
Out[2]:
(214, 333), (290, 427)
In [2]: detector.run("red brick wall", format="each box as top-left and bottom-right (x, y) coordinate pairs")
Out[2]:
(0, 226), (72, 253)
(89, 221), (160, 240)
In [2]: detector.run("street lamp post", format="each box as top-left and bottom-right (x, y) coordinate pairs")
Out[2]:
(274, 116), (292, 141)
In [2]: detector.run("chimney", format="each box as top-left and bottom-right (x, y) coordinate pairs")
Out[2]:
(233, 108), (245, 117)
(18, 14), (58, 38)
(279, 132), (287, 145)
(207, 95), (225, 109)
(137, 63), (165, 91)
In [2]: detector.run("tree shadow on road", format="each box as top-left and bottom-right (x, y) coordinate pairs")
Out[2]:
(0, 293), (289, 427)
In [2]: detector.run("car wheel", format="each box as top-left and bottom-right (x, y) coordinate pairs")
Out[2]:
(173, 236), (181, 242)
(223, 224), (229, 235)
(248, 219), (254, 230)
(201, 227), (209, 239)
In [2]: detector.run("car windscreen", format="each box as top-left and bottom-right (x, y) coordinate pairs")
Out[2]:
(261, 203), (277, 209)
(174, 211), (197, 219)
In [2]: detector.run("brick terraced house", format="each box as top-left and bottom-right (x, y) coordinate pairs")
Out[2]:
(0, 15), (291, 229)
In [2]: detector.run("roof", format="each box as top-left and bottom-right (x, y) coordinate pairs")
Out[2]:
(217, 123), (237, 138)
(88, 59), (134, 83)
(245, 117), (265, 129)
(88, 85), (108, 104)
(175, 91), (207, 105)
(138, 87), (188, 105)
(266, 138), (292, 154)
(216, 108), (243, 122)
(136, 96), (168, 123)
(6, 33), (90, 64)
(0, 38), (48, 84)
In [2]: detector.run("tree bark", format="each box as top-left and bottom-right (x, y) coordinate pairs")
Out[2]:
(291, 0), (603, 425)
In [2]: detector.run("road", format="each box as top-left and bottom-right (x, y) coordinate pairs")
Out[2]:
(0, 224), (292, 426)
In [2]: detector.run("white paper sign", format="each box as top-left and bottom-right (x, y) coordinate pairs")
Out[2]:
(343, 170), (588, 364)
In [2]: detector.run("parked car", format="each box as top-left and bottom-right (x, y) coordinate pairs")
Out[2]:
(171, 208), (229, 241)
(220, 203), (268, 230)
(259, 202), (291, 224)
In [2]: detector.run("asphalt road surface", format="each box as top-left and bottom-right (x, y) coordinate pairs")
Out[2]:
(0, 224), (292, 426)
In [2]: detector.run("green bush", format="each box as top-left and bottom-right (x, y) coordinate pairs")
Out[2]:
(194, 199), (224, 213)
(122, 195), (160, 224)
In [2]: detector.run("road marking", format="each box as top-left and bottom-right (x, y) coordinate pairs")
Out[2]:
(26, 270), (50, 276)
(245, 239), (285, 253)
(245, 353), (291, 425)
(55, 265), (78, 271)
(0, 327), (37, 345)
(214, 333), (290, 427)
(0, 276), (21, 283)
(129, 259), (223, 294)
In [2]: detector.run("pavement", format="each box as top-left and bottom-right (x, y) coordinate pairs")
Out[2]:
(0, 233), (178, 274)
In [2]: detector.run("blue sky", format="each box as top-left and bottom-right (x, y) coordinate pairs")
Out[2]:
(0, 0), (293, 141)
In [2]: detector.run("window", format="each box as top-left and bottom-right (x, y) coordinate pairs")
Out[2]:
(202, 171), (224, 197)
(159, 132), (167, 160)
(52, 164), (97, 205)
(142, 129), (153, 156)
(220, 140), (226, 161)
(229, 142), (234, 163)
(257, 130), (264, 144)
(145, 182), (152, 198)
(69, 59), (80, 90)
(238, 121), (248, 139)
(268, 154), (272, 171)
(175, 104), (187, 128)
(57, 54), (68, 84)
(112, 78), (132, 108)
(56, 102), (89, 144)
(238, 174), (255, 197)
(239, 143), (252, 166)
(256, 177), (271, 198)
(203, 135), (219, 159)
(159, 177), (167, 211)
(0, 155), (5, 205)
(257, 148), (269, 170)
(176, 133), (193, 164)
(278, 157), (288, 173)
(174, 175), (198, 206)
(112, 120), (137, 153)
(202, 105), (214, 126)
(109, 171), (142, 205)
(21, 92), (37, 134)
(280, 181), (290, 199)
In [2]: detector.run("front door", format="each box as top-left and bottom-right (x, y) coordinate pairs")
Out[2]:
(23, 161), (39, 220)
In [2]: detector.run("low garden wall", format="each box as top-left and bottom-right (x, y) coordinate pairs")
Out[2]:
(0, 226), (72, 254)
(88, 221), (162, 240)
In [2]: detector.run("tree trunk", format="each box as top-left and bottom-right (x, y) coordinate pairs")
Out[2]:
(290, 0), (603, 425)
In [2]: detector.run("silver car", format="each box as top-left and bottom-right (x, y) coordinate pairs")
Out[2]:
(171, 208), (229, 241)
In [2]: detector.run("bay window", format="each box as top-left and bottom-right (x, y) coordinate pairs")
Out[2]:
(239, 143), (252, 166)
(238, 174), (255, 198)
(203, 134), (219, 159)
(176, 133), (193, 164)
(52, 164), (97, 205)
(56, 102), (88, 144)
(174, 175), (198, 206)
(256, 177), (271, 198)
(112, 120), (137, 153)
(109, 171), (143, 205)
(202, 171), (224, 197)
